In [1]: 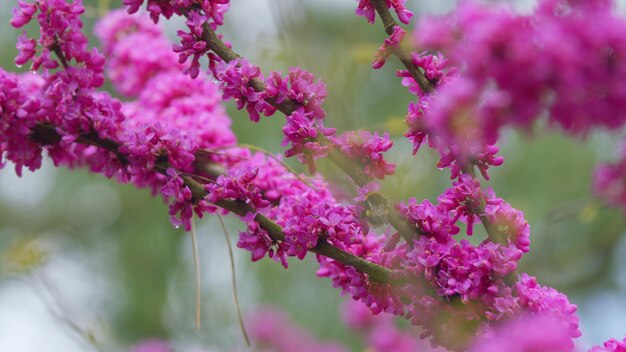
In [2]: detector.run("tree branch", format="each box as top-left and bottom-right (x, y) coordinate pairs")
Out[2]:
(30, 123), (393, 283)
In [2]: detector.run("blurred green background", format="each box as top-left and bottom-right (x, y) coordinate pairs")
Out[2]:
(1, 0), (626, 351)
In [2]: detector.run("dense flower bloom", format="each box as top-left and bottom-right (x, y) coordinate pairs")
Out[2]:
(205, 166), (270, 210)
(397, 198), (459, 241)
(266, 68), (328, 119)
(281, 108), (336, 172)
(95, 10), (181, 97)
(515, 274), (581, 339)
(414, 0), (626, 152)
(216, 58), (275, 122)
(335, 131), (396, 180)
(1, 1), (615, 351)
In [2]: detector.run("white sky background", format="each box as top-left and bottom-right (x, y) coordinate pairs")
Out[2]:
(1, 0), (626, 351)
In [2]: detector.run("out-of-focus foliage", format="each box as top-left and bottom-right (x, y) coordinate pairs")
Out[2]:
(1, 0), (626, 350)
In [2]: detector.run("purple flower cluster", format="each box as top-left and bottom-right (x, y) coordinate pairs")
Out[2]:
(414, 0), (626, 155)
(174, 11), (210, 78)
(355, 174), (575, 346)
(216, 58), (275, 122)
(12, 0), (100, 75)
(514, 274), (581, 339)
(238, 212), (289, 268)
(5, 1), (623, 351)
(355, 0), (413, 25)
(266, 68), (328, 119)
(3, 6), (236, 232)
(0, 70), (45, 176)
(161, 168), (194, 230)
(405, 76), (505, 179)
(335, 131), (396, 180)
(124, 0), (229, 27)
(281, 108), (336, 173)
(95, 10), (180, 97)
(123, 0), (230, 77)
(397, 51), (455, 97)
(205, 167), (270, 210)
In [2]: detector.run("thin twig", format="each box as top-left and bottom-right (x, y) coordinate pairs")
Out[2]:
(217, 214), (251, 347)
(33, 273), (102, 351)
(190, 218), (202, 330)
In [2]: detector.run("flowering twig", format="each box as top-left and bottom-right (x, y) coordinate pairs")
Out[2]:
(369, 0), (434, 93)
(30, 123), (392, 283)
(199, 21), (421, 243)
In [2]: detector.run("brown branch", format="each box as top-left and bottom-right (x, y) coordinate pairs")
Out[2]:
(30, 123), (392, 283)
(51, 44), (70, 70)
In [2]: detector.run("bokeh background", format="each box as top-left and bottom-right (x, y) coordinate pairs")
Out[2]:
(1, 0), (626, 350)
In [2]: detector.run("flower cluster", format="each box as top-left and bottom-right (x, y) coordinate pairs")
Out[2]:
(0, 69), (45, 176)
(95, 10), (179, 96)
(355, 0), (413, 25)
(174, 11), (211, 78)
(205, 166), (270, 210)
(266, 68), (328, 119)
(414, 0), (626, 156)
(216, 59), (275, 122)
(237, 212), (289, 267)
(3, 5), (235, 232)
(124, 0), (229, 27)
(123, 0), (231, 77)
(369, 175), (565, 346)
(335, 131), (396, 180)
(12, 0), (103, 78)
(281, 108), (335, 173)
